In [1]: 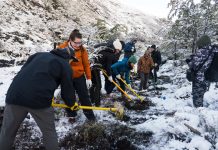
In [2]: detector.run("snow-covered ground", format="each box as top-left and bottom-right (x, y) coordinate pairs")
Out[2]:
(0, 60), (218, 149)
(133, 60), (218, 150)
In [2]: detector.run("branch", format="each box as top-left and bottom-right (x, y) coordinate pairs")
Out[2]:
(184, 123), (201, 136)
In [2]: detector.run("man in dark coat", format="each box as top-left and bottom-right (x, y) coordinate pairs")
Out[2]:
(0, 48), (77, 150)
(90, 39), (122, 106)
(150, 45), (162, 82)
(188, 35), (218, 107)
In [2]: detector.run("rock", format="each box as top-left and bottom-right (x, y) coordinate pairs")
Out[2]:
(0, 59), (15, 67)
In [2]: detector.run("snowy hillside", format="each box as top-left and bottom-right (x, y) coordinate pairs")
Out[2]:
(0, 0), (169, 65)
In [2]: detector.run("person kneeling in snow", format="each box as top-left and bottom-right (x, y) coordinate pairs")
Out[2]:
(138, 48), (154, 91)
(0, 48), (78, 150)
(107, 55), (137, 99)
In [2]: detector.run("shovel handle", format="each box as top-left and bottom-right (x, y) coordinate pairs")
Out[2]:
(119, 78), (144, 102)
(101, 69), (132, 101)
(52, 103), (117, 112)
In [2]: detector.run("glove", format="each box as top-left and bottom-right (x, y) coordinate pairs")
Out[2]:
(108, 76), (113, 82)
(70, 102), (79, 111)
(116, 74), (121, 79)
(86, 79), (92, 89)
(155, 63), (158, 67)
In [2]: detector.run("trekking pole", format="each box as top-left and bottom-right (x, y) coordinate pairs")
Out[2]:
(52, 101), (124, 119)
(101, 69), (132, 101)
(118, 78), (144, 102)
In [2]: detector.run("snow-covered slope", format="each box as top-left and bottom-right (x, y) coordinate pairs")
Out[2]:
(0, 0), (169, 63)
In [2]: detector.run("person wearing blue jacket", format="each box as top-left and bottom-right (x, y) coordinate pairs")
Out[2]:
(123, 39), (137, 58)
(106, 55), (137, 97)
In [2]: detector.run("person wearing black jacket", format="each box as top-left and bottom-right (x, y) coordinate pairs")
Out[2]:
(90, 39), (122, 106)
(150, 45), (162, 82)
(0, 48), (77, 150)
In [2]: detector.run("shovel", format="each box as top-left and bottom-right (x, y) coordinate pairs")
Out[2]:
(52, 101), (124, 119)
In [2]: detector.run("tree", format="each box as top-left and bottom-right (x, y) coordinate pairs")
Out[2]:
(93, 19), (128, 42)
(168, 0), (218, 53)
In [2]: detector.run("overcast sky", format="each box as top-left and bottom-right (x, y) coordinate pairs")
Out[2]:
(119, 0), (171, 18)
(119, 0), (202, 18)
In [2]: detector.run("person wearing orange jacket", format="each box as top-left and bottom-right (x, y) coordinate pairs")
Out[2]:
(58, 30), (95, 121)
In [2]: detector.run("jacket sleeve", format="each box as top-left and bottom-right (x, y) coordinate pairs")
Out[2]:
(150, 57), (155, 68)
(111, 61), (122, 76)
(105, 55), (113, 76)
(82, 48), (92, 80)
(157, 51), (162, 65)
(60, 64), (75, 107)
(189, 49), (204, 70)
(137, 58), (142, 72)
(125, 70), (130, 84)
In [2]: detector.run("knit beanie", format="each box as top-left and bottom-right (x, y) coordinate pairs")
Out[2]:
(196, 35), (211, 49)
(128, 55), (137, 64)
(113, 39), (122, 50)
(151, 45), (156, 49)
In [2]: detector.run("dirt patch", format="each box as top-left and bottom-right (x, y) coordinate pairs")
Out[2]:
(124, 99), (155, 110)
(159, 75), (171, 83)
(59, 122), (153, 150)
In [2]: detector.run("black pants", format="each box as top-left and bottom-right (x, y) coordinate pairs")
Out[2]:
(104, 74), (125, 95)
(150, 67), (159, 82)
(66, 75), (95, 120)
(90, 69), (102, 106)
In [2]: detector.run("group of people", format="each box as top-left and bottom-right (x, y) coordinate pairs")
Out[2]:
(90, 39), (162, 106)
(0, 29), (94, 150)
(0, 29), (161, 149)
(3, 30), (217, 150)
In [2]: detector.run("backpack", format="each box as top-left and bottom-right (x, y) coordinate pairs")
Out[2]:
(186, 48), (212, 82)
(186, 68), (196, 82)
(205, 45), (218, 82)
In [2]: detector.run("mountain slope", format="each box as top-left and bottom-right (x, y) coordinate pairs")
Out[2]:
(0, 0), (169, 64)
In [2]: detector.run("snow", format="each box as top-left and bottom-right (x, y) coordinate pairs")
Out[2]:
(129, 61), (218, 149)
(0, 66), (21, 106)
(1, 60), (217, 149)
